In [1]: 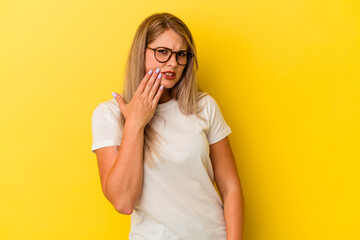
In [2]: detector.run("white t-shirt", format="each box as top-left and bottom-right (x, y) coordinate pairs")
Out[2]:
(91, 94), (232, 240)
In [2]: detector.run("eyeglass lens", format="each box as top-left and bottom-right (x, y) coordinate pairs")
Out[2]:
(155, 48), (188, 65)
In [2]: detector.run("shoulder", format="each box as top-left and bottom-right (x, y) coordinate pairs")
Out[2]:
(98, 98), (120, 113)
(197, 92), (221, 111)
(92, 98), (121, 122)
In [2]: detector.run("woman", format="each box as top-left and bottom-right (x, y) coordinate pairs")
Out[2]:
(92, 12), (244, 240)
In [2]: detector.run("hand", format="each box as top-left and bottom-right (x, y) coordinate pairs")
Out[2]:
(113, 68), (163, 130)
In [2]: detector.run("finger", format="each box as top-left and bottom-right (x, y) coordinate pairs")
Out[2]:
(153, 85), (164, 105)
(112, 92), (126, 112)
(148, 76), (161, 100)
(135, 69), (153, 96)
(143, 71), (161, 97)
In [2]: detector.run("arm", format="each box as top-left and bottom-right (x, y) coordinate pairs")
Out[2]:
(94, 68), (163, 215)
(95, 122), (145, 215)
(210, 136), (244, 240)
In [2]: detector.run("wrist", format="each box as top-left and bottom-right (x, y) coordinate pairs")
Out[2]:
(124, 121), (145, 133)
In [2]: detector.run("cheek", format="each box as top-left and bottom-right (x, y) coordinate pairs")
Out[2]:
(144, 53), (151, 71)
(145, 52), (160, 71)
(178, 67), (186, 78)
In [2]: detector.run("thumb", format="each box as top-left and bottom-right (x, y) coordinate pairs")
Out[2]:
(112, 92), (126, 112)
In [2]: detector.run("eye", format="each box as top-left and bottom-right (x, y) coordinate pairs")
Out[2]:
(178, 51), (187, 57)
(157, 48), (169, 55)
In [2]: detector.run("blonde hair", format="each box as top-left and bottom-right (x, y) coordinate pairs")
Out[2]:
(121, 12), (207, 167)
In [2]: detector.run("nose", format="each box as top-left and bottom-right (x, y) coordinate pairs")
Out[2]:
(167, 52), (178, 66)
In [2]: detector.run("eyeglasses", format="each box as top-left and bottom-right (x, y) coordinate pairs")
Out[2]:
(147, 46), (193, 66)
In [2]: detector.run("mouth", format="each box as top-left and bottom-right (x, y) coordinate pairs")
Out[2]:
(161, 71), (176, 80)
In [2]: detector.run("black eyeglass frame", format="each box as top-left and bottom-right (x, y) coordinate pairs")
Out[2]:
(146, 46), (194, 66)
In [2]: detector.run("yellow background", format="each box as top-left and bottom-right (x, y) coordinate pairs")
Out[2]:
(1, 0), (359, 239)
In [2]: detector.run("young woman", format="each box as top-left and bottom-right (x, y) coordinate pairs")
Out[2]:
(92, 12), (244, 240)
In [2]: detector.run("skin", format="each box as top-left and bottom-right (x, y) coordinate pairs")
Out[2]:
(210, 138), (245, 240)
(95, 29), (244, 240)
(145, 29), (187, 103)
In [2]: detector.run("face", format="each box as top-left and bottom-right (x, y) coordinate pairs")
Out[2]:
(145, 29), (188, 90)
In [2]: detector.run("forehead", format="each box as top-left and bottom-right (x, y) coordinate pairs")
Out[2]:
(150, 29), (187, 51)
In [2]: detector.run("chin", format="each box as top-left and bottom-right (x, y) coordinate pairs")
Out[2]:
(162, 84), (174, 90)
(161, 80), (176, 89)
(162, 78), (181, 87)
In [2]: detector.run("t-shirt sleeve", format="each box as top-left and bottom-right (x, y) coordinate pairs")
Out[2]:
(91, 103), (123, 153)
(206, 95), (232, 145)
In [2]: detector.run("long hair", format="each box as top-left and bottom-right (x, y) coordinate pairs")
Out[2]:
(121, 12), (207, 167)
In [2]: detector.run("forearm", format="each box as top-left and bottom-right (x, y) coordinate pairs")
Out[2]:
(223, 187), (245, 240)
(105, 122), (144, 214)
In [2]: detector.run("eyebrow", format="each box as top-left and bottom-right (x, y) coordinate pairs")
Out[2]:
(157, 46), (188, 52)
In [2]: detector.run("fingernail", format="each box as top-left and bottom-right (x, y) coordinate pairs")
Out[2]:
(148, 69), (153, 75)
(156, 67), (160, 73)
(160, 85), (164, 90)
(112, 92), (117, 98)
(157, 73), (162, 79)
